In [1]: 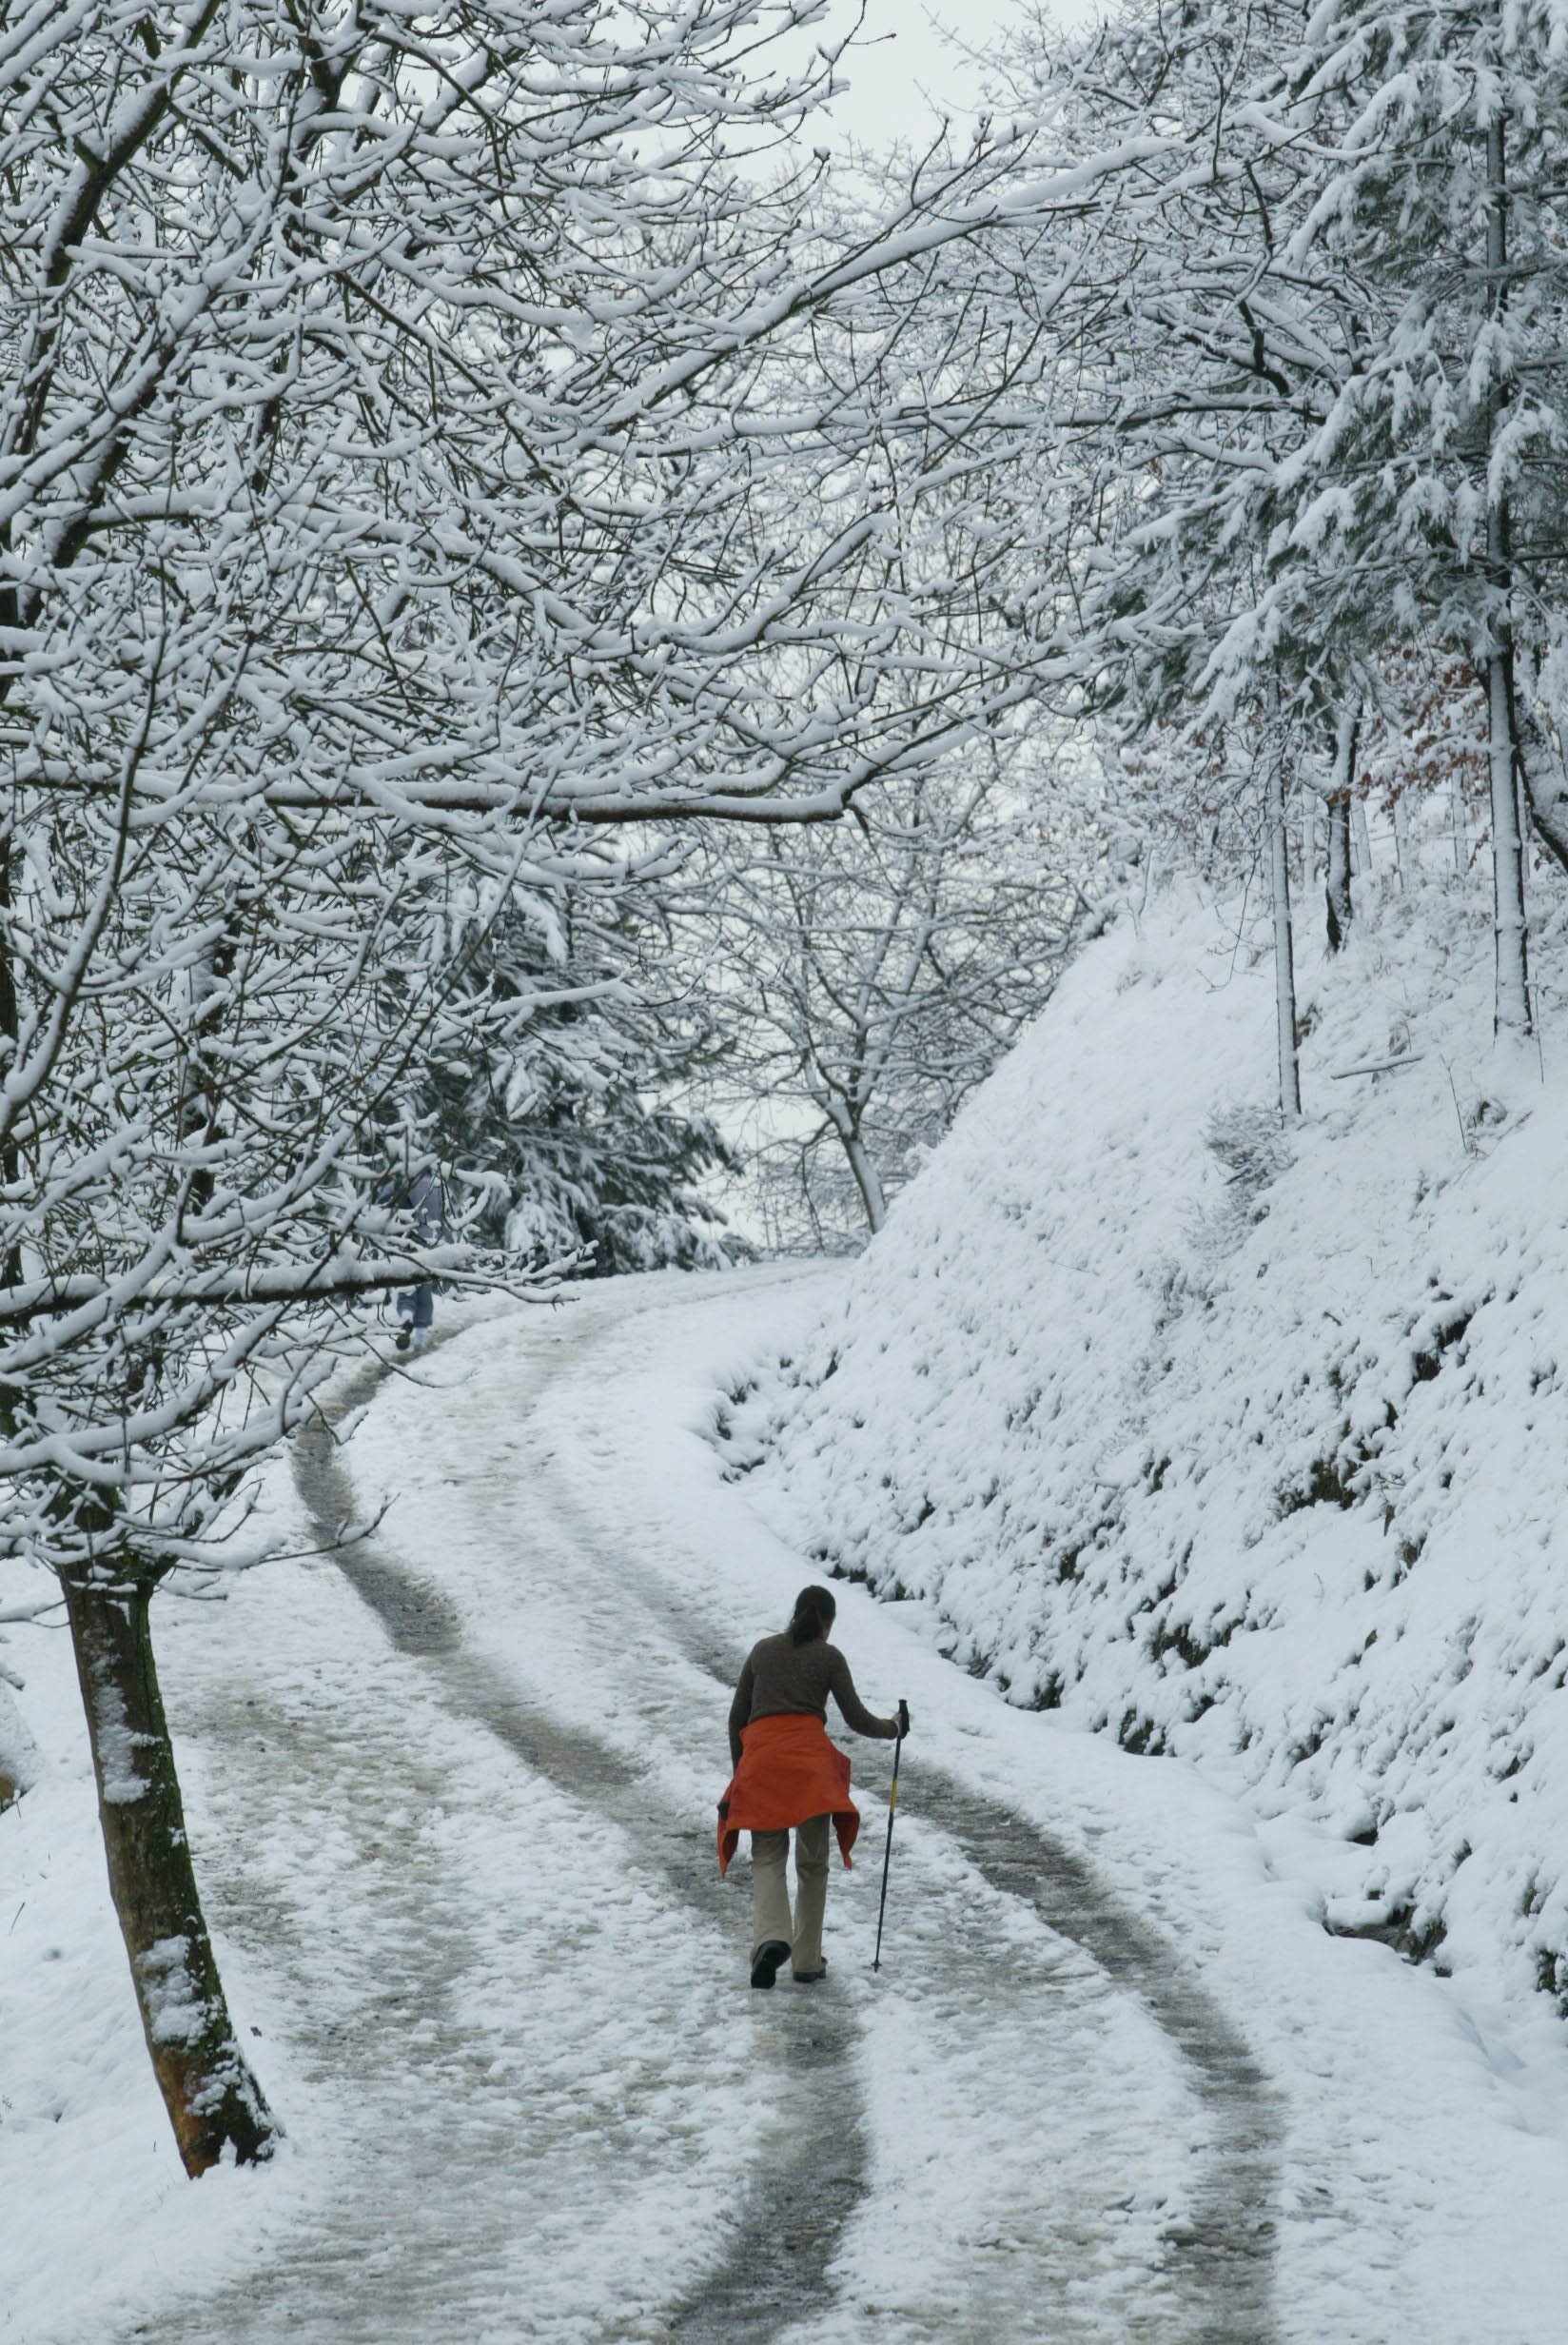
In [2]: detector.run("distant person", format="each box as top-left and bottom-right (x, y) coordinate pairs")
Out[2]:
(381, 1165), (446, 1353)
(717, 1586), (907, 1987)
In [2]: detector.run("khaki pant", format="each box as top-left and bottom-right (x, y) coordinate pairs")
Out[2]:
(751, 1814), (830, 1976)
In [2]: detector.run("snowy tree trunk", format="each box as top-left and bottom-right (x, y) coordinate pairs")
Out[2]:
(1301, 789), (1321, 889)
(1391, 789), (1410, 891)
(1267, 751), (1302, 1119)
(1351, 795), (1373, 878)
(1324, 709), (1357, 953)
(0, 866), (23, 1822)
(0, 854), (18, 1296)
(62, 1565), (278, 2176)
(841, 1129), (889, 1234)
(1487, 649), (1531, 1035)
(1484, 108), (1532, 1038)
(1515, 686), (1568, 877)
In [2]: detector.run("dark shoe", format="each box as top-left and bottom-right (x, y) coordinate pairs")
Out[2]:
(750, 1940), (791, 1990)
(394, 1326), (412, 1352)
(793, 1960), (828, 1984)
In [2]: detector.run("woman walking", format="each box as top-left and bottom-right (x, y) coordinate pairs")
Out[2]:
(717, 1586), (908, 1988)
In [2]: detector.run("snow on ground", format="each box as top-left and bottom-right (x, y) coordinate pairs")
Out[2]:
(734, 860), (1568, 2047)
(6, 1262), (1568, 2341)
(3, 1292), (765, 2345)
(0, 1668), (36, 1799)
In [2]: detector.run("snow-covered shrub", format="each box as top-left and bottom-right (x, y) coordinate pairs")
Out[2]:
(0, 1668), (38, 1807)
(1203, 1101), (1290, 1200)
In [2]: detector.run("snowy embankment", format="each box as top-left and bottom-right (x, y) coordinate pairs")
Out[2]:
(730, 869), (1568, 2023)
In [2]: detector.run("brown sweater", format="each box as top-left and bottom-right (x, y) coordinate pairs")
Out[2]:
(728, 1630), (898, 1767)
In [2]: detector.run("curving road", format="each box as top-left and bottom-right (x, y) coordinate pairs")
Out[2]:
(123, 1272), (1282, 2345)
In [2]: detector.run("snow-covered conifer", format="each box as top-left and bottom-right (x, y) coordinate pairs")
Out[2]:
(417, 886), (739, 1273)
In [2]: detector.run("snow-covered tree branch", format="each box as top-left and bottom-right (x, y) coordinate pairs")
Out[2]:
(687, 730), (1087, 1242)
(0, 0), (1167, 2174)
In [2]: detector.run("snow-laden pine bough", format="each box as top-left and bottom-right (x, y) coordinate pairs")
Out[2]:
(718, 1586), (906, 1988)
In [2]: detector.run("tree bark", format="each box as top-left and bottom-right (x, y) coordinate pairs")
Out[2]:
(1301, 788), (1320, 889)
(62, 1566), (278, 2176)
(839, 1128), (888, 1234)
(1324, 707), (1357, 952)
(1266, 749), (1302, 1118)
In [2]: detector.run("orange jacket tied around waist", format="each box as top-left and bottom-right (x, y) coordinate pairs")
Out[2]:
(716, 1713), (860, 1875)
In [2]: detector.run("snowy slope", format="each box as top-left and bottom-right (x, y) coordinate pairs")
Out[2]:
(734, 865), (1568, 2022)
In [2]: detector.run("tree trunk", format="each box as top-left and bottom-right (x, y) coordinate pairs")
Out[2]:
(1391, 788), (1410, 891)
(1324, 795), (1352, 951)
(839, 1128), (888, 1234)
(1267, 750), (1302, 1118)
(1301, 788), (1321, 889)
(1484, 108), (1532, 1037)
(1351, 794), (1372, 878)
(1324, 705), (1357, 952)
(62, 1566), (278, 2176)
(0, 845), (20, 1298)
(1488, 647), (1531, 1035)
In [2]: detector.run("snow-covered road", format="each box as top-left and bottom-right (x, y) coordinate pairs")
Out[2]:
(20, 1264), (1564, 2344)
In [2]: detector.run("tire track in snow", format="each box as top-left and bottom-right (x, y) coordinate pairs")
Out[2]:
(912, 1772), (1279, 2343)
(131, 1272), (1280, 2344)
(298, 1349), (872, 2345)
(534, 1533), (1283, 2342)
(516, 1286), (1283, 2345)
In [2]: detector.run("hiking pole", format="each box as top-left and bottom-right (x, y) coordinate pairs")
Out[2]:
(872, 1700), (910, 1972)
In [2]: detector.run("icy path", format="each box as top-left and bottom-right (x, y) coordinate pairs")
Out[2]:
(82, 1265), (1568, 2345)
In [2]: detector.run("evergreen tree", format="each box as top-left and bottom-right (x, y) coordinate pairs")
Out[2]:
(421, 889), (740, 1276)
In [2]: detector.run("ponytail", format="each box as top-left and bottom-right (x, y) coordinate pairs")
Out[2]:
(789, 1585), (837, 1646)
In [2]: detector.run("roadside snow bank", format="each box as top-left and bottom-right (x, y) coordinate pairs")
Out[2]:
(733, 870), (1568, 2017)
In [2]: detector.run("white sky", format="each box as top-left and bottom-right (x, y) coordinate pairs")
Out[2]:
(806, 0), (1103, 155)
